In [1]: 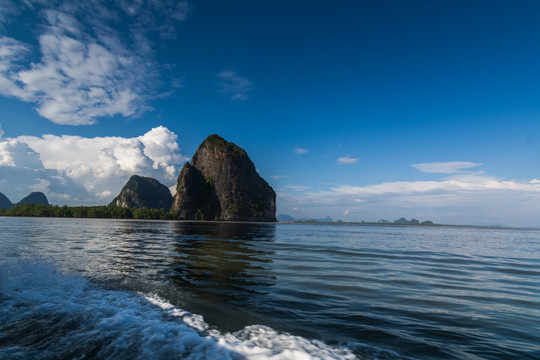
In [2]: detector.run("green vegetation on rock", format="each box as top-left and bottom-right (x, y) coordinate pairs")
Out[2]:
(17, 192), (49, 206)
(111, 175), (173, 209)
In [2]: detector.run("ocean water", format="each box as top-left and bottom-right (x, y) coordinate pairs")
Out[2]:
(0, 218), (539, 360)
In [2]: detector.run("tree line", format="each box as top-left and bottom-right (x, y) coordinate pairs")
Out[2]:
(0, 203), (174, 220)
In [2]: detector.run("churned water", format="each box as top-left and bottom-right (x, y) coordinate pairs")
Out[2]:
(0, 217), (539, 359)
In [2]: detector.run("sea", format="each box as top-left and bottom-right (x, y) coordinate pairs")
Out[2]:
(0, 217), (539, 360)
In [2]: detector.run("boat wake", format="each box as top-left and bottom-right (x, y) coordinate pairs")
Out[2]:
(0, 261), (406, 360)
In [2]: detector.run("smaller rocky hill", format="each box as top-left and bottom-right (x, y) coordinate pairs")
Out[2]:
(0, 192), (13, 209)
(111, 175), (173, 209)
(17, 192), (49, 205)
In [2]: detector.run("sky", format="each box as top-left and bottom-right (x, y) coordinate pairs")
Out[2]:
(1, 0), (540, 226)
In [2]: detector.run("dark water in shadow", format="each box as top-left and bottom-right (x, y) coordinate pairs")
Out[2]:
(1, 218), (539, 359)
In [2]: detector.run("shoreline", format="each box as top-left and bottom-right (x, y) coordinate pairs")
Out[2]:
(2, 214), (539, 231)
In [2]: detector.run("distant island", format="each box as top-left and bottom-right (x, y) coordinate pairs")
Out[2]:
(0, 135), (277, 222)
(277, 214), (436, 226)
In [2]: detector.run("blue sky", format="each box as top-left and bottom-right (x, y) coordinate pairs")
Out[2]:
(1, 0), (540, 226)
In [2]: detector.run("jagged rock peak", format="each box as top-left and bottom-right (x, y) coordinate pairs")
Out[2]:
(111, 175), (173, 209)
(0, 192), (13, 209)
(172, 134), (276, 222)
(17, 192), (49, 205)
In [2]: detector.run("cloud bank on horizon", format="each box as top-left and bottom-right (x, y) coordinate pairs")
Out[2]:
(276, 162), (540, 227)
(0, 125), (187, 204)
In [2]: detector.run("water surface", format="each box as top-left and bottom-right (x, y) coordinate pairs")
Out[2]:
(1, 218), (539, 359)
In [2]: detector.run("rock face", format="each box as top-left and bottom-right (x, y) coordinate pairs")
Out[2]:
(17, 192), (49, 205)
(111, 175), (173, 209)
(0, 192), (13, 209)
(172, 134), (276, 221)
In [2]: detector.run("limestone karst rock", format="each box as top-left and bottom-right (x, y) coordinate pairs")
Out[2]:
(0, 192), (13, 209)
(172, 135), (276, 221)
(17, 192), (49, 206)
(111, 175), (173, 209)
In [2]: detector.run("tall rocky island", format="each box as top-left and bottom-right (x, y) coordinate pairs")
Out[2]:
(172, 134), (276, 222)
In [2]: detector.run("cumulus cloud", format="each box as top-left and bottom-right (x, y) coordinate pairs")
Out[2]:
(337, 156), (358, 165)
(293, 148), (308, 155)
(0, 126), (187, 205)
(0, 0), (188, 125)
(412, 161), (483, 174)
(217, 70), (253, 101)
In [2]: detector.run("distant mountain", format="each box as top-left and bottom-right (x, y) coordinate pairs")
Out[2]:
(0, 192), (13, 209)
(171, 134), (276, 221)
(111, 175), (173, 209)
(297, 216), (334, 223)
(393, 217), (410, 224)
(17, 192), (49, 205)
(277, 214), (296, 222)
(393, 218), (432, 225)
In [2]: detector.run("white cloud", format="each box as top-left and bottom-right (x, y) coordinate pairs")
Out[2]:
(118, 0), (189, 39)
(283, 185), (309, 191)
(343, 209), (350, 215)
(217, 70), (253, 101)
(412, 161), (482, 174)
(337, 156), (358, 165)
(0, 1), (17, 27)
(271, 175), (290, 180)
(0, 122), (4, 138)
(0, 126), (187, 205)
(276, 172), (540, 226)
(0, 138), (43, 168)
(293, 148), (308, 155)
(0, 1), (188, 125)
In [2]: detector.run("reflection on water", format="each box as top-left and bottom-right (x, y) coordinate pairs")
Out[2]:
(170, 222), (276, 303)
(164, 222), (278, 331)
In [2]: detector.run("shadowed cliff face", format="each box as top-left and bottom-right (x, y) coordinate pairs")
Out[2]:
(111, 175), (173, 209)
(0, 192), (13, 209)
(171, 163), (221, 220)
(172, 135), (276, 222)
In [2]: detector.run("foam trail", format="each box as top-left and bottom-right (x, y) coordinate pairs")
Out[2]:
(0, 261), (400, 360)
(145, 294), (359, 360)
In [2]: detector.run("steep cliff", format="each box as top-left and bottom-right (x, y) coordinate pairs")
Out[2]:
(172, 135), (276, 221)
(17, 192), (49, 205)
(111, 175), (173, 209)
(0, 192), (13, 209)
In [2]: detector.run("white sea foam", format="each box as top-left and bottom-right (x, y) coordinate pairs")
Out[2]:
(0, 260), (392, 360)
(144, 294), (358, 360)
